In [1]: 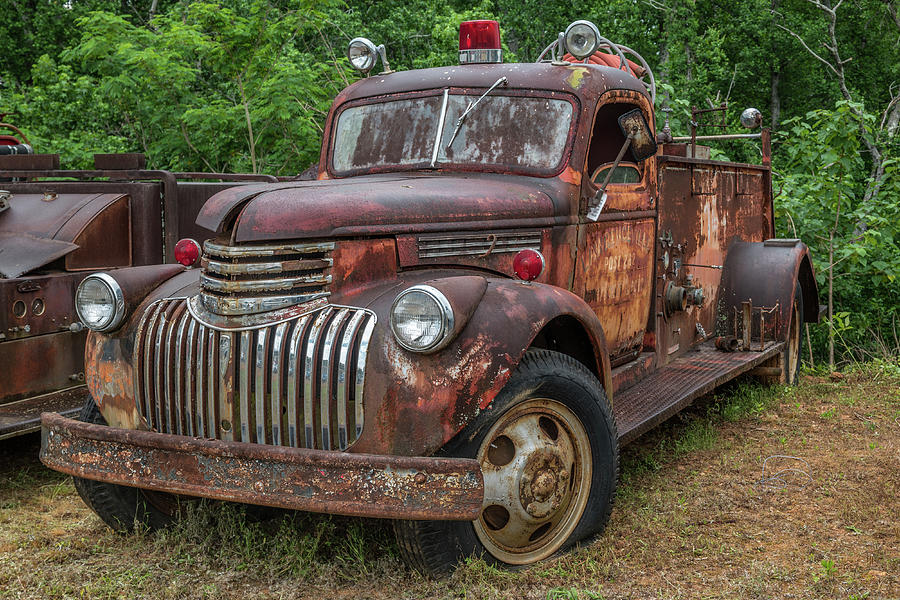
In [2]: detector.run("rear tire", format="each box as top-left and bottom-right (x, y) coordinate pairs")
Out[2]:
(72, 399), (182, 532)
(760, 284), (804, 386)
(394, 349), (618, 576)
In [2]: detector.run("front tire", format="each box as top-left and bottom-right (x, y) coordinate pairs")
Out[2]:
(394, 350), (618, 576)
(72, 399), (182, 532)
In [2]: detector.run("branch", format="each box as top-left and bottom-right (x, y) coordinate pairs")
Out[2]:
(772, 20), (839, 77)
(180, 122), (216, 172)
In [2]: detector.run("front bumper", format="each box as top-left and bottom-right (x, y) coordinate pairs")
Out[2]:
(40, 412), (484, 521)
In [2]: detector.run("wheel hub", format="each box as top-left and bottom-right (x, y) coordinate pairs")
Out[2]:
(474, 399), (592, 565)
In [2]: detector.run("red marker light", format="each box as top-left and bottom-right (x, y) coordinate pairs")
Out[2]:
(459, 20), (502, 64)
(513, 249), (545, 282)
(174, 238), (201, 267)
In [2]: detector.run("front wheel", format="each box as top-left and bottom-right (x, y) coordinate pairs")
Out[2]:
(394, 349), (618, 576)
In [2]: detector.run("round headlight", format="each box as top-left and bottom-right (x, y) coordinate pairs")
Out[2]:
(75, 273), (125, 332)
(564, 20), (601, 60)
(348, 37), (378, 73)
(390, 285), (454, 353)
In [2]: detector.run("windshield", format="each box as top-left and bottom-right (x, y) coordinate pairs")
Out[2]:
(331, 91), (576, 176)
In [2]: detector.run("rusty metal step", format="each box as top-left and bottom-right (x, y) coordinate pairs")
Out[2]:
(613, 341), (783, 445)
(0, 387), (87, 440)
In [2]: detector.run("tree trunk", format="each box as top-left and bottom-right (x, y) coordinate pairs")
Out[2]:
(828, 236), (834, 370)
(770, 67), (781, 130)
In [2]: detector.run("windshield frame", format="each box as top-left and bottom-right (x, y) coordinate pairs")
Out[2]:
(326, 87), (581, 179)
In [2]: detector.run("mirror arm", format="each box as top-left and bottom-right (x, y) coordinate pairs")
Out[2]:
(586, 129), (635, 220)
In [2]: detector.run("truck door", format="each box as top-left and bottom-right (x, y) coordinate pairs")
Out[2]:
(573, 96), (656, 365)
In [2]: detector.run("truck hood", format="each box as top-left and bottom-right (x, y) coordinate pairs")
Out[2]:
(196, 174), (559, 242)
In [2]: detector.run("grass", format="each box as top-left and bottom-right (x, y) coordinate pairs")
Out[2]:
(2, 367), (898, 599)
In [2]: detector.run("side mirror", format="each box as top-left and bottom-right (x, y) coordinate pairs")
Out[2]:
(618, 109), (657, 162)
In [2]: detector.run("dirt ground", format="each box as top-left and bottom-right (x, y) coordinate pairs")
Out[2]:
(1, 371), (897, 600)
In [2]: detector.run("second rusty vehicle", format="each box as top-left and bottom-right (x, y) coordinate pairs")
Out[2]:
(41, 19), (817, 575)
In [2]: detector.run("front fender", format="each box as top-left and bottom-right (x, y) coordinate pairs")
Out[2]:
(353, 272), (611, 457)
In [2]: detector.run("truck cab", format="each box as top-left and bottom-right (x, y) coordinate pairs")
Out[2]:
(40, 19), (817, 575)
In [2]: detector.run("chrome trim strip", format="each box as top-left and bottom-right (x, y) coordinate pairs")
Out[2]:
(285, 315), (309, 448)
(336, 311), (365, 450)
(195, 324), (207, 437)
(218, 332), (233, 442)
(132, 300), (155, 424)
(143, 302), (165, 430)
(204, 240), (334, 258)
(238, 331), (251, 443)
(270, 322), (289, 446)
(206, 328), (217, 440)
(184, 319), (197, 437)
(204, 257), (332, 276)
(153, 305), (171, 433)
(255, 328), (268, 444)
(304, 308), (332, 449)
(355, 316), (376, 439)
(201, 273), (332, 293)
(319, 309), (350, 451)
(163, 303), (183, 435)
(172, 306), (190, 436)
(197, 293), (330, 320)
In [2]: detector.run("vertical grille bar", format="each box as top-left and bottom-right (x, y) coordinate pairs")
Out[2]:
(285, 315), (309, 448)
(141, 303), (165, 430)
(172, 306), (190, 436)
(163, 303), (185, 434)
(218, 332), (234, 442)
(270, 322), (289, 446)
(303, 308), (332, 449)
(319, 309), (350, 451)
(195, 325), (207, 437)
(153, 305), (171, 431)
(354, 317), (376, 438)
(238, 331), (251, 443)
(132, 301), (155, 429)
(336, 311), (365, 450)
(255, 328), (269, 444)
(206, 328), (217, 438)
(184, 319), (197, 437)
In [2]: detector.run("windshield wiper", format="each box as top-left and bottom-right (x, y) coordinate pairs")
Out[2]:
(445, 76), (508, 150)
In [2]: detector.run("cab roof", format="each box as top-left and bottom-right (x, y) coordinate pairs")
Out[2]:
(336, 61), (650, 104)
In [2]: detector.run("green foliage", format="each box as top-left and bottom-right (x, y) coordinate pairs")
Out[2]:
(776, 101), (900, 362)
(0, 0), (897, 361)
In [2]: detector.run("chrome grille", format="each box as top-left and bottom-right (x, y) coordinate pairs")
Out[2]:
(200, 240), (334, 316)
(133, 299), (376, 451)
(417, 231), (542, 259)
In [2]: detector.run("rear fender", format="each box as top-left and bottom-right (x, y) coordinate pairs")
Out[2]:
(719, 239), (819, 343)
(355, 273), (611, 456)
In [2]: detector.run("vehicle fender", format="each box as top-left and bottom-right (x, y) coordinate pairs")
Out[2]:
(719, 239), (819, 343)
(85, 267), (199, 430)
(353, 273), (611, 457)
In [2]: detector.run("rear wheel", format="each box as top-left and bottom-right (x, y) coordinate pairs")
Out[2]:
(394, 350), (618, 576)
(759, 284), (804, 386)
(72, 399), (183, 532)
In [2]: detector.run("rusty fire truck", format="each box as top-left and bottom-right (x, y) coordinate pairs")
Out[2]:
(40, 20), (817, 575)
(0, 119), (278, 440)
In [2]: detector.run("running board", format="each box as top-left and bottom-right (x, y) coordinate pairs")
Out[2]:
(0, 387), (87, 440)
(613, 341), (783, 445)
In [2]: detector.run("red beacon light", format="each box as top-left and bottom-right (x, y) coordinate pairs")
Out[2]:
(459, 20), (502, 64)
(513, 249), (545, 282)
(174, 238), (201, 267)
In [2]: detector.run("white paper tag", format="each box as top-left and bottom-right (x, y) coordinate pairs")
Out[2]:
(586, 192), (607, 221)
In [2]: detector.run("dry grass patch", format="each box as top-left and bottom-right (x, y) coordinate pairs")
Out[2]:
(1, 368), (897, 599)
